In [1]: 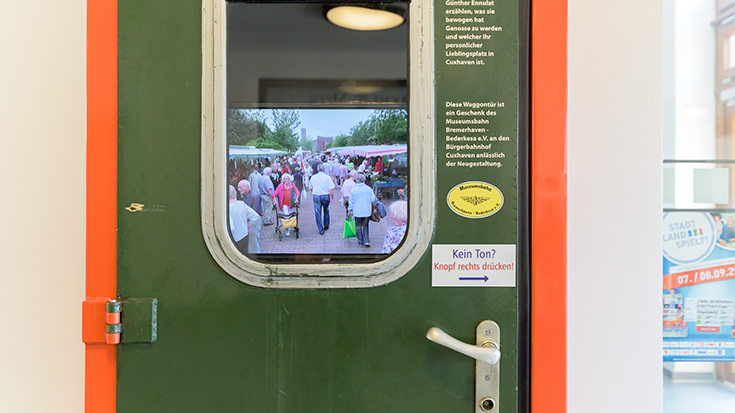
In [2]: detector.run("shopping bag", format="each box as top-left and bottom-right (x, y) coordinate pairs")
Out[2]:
(281, 217), (297, 229)
(343, 216), (357, 238)
(369, 203), (381, 222)
(376, 201), (387, 218)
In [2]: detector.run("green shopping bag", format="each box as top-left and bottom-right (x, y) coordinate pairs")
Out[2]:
(343, 216), (357, 238)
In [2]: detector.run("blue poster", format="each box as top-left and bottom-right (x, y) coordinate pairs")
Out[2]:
(663, 211), (735, 361)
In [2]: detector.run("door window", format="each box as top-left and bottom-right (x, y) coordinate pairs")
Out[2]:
(201, 0), (436, 288)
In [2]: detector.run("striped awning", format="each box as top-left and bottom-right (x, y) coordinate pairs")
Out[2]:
(338, 144), (407, 158)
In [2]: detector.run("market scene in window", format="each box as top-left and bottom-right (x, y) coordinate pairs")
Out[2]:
(227, 108), (408, 256)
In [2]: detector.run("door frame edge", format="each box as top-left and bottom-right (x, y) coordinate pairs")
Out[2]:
(85, 0), (118, 411)
(530, 0), (568, 412)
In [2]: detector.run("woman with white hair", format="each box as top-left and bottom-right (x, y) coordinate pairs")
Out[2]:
(272, 173), (300, 236)
(340, 170), (358, 211)
(381, 200), (407, 253)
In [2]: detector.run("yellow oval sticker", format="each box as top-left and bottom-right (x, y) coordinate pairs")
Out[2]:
(446, 181), (503, 218)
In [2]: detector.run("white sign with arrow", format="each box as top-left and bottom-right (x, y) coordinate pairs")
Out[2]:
(432, 244), (516, 287)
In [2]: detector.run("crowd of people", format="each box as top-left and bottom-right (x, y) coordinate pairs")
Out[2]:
(227, 151), (407, 255)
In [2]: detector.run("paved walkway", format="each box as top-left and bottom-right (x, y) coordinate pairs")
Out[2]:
(259, 187), (394, 254)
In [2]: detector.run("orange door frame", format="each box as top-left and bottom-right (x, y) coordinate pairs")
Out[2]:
(84, 0), (118, 411)
(530, 1), (567, 412)
(84, 0), (566, 411)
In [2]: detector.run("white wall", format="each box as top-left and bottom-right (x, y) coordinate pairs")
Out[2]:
(568, 1), (663, 413)
(0, 0), (665, 412)
(0, 1), (86, 412)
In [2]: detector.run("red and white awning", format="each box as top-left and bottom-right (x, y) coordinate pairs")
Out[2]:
(338, 144), (407, 158)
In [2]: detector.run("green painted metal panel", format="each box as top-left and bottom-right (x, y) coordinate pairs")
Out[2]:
(120, 299), (158, 343)
(116, 0), (527, 411)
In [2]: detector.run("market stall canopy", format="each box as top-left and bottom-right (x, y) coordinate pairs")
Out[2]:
(338, 144), (407, 158)
(324, 146), (349, 154)
(229, 145), (286, 159)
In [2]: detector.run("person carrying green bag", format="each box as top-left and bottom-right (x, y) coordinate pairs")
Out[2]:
(347, 173), (377, 247)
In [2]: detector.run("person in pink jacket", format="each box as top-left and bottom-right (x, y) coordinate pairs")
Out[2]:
(272, 173), (300, 236)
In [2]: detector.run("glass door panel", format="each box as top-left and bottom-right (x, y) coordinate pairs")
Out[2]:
(664, 2), (735, 410)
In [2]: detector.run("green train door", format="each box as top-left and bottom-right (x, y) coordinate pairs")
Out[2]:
(112, 0), (529, 411)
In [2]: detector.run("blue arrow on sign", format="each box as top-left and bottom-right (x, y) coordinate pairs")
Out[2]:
(459, 275), (489, 282)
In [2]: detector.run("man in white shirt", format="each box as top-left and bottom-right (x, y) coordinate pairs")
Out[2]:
(308, 163), (335, 235)
(357, 159), (369, 173)
(229, 185), (260, 254)
(237, 180), (262, 254)
(248, 166), (262, 197)
(258, 167), (275, 225)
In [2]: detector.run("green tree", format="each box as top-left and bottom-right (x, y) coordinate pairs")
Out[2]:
(369, 109), (408, 145)
(331, 109), (408, 147)
(228, 109), (267, 146)
(327, 133), (352, 149)
(267, 109), (301, 151)
(248, 109), (301, 151)
(348, 119), (375, 146)
(299, 134), (315, 151)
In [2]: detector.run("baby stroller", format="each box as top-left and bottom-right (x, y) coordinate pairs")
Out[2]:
(275, 201), (300, 241)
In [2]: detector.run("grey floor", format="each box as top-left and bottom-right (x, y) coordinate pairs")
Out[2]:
(664, 380), (735, 413)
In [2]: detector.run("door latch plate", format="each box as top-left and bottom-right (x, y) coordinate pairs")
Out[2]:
(476, 320), (499, 412)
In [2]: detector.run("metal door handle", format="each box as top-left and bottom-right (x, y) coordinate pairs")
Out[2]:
(426, 321), (501, 412)
(426, 327), (500, 365)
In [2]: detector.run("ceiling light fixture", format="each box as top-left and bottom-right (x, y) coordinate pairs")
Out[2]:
(326, 5), (405, 31)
